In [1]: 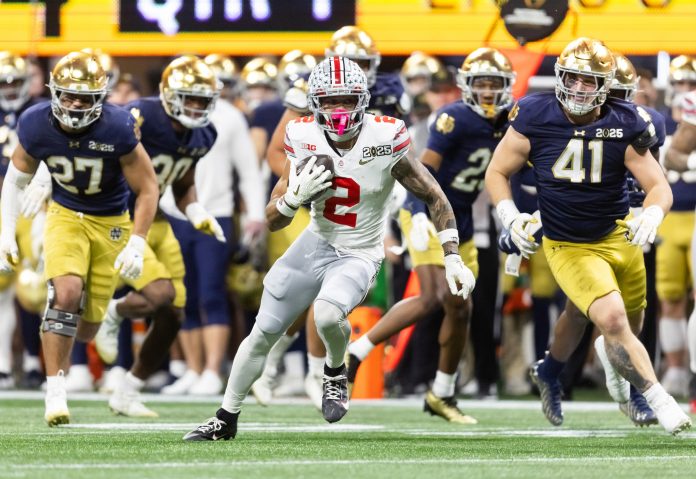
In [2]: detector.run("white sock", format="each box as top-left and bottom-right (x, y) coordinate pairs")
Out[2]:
(109, 297), (126, 322)
(307, 353), (325, 378)
(283, 351), (305, 378)
(221, 325), (282, 413)
(349, 335), (375, 361)
(431, 370), (457, 398)
(643, 382), (670, 409)
(23, 354), (41, 373)
(124, 371), (145, 393)
(169, 359), (187, 378)
(0, 289), (16, 374)
(659, 317), (688, 353)
(263, 332), (299, 376)
(46, 370), (66, 391)
(688, 308), (696, 373)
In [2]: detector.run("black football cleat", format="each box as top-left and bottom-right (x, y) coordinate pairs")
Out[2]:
(346, 353), (362, 397)
(322, 365), (349, 423)
(183, 409), (238, 441)
(529, 360), (564, 426)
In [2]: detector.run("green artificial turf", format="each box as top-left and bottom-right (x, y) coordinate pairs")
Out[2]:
(1, 396), (695, 479)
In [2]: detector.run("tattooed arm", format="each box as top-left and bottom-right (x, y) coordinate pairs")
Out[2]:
(391, 154), (458, 255)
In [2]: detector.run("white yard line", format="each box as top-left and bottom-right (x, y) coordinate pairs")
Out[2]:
(9, 456), (696, 470)
(2, 390), (688, 412)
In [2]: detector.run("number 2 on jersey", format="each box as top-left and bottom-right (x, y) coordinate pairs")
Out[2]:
(450, 147), (492, 192)
(323, 177), (360, 227)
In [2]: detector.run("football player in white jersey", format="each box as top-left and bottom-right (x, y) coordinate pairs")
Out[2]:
(664, 87), (696, 412)
(184, 57), (475, 441)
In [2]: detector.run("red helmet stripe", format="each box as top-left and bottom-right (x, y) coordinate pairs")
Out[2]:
(333, 56), (342, 85)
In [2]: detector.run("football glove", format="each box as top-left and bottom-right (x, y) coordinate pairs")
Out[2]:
(284, 156), (332, 208)
(409, 212), (437, 252)
(0, 233), (18, 274)
(616, 205), (664, 246)
(20, 162), (52, 219)
(444, 253), (476, 299)
(185, 202), (226, 242)
(114, 234), (146, 280)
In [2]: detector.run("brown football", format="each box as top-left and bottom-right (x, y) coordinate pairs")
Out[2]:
(294, 154), (335, 202)
(296, 154), (335, 178)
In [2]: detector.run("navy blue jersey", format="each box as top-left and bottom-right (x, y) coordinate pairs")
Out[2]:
(510, 93), (657, 242)
(368, 72), (410, 120)
(17, 102), (138, 215)
(648, 105), (696, 211)
(0, 98), (46, 177)
(511, 163), (539, 215)
(425, 101), (508, 240)
(250, 98), (285, 192)
(127, 97), (217, 196)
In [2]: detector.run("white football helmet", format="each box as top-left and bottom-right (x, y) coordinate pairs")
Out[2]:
(308, 57), (371, 141)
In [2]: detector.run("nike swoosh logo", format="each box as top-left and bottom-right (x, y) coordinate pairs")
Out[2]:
(293, 185), (300, 195)
(359, 157), (376, 165)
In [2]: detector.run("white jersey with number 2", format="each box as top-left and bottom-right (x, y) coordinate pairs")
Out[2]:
(284, 113), (411, 262)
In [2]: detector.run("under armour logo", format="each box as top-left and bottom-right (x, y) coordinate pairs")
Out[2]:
(574, 130), (586, 137)
(69, 140), (80, 148)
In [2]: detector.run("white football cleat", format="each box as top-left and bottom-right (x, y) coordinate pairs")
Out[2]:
(188, 370), (223, 395)
(95, 301), (125, 364)
(44, 371), (69, 427)
(99, 366), (127, 394)
(109, 390), (158, 418)
(651, 394), (692, 435)
(305, 372), (323, 411)
(160, 369), (199, 395)
(64, 365), (94, 393)
(593, 336), (630, 403)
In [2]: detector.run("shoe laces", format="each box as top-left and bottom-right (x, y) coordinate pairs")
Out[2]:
(629, 393), (652, 415)
(323, 375), (346, 401)
(196, 417), (226, 434)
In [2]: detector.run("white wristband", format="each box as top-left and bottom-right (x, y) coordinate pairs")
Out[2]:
(276, 197), (298, 218)
(687, 152), (696, 170)
(496, 199), (520, 230)
(437, 228), (459, 245)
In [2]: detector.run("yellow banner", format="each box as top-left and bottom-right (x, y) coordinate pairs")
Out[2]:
(0, 0), (693, 56)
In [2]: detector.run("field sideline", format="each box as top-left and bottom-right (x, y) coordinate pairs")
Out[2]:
(2, 392), (695, 479)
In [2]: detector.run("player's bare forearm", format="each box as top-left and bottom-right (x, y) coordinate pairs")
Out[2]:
(121, 144), (158, 237)
(172, 168), (197, 214)
(268, 109), (302, 176)
(642, 182), (673, 215)
(485, 127), (531, 205)
(664, 122), (696, 172)
(626, 145), (673, 214)
(391, 156), (458, 255)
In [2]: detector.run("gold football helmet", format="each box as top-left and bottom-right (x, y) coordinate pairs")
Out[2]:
(554, 37), (615, 116)
(457, 48), (516, 119)
(0, 51), (30, 112)
(400, 52), (445, 97)
(326, 26), (381, 88)
(16, 264), (47, 315)
(160, 55), (219, 129)
(49, 51), (109, 129)
(203, 53), (239, 86)
(277, 50), (316, 92)
(609, 54), (638, 101)
(666, 55), (696, 107)
(80, 48), (119, 89)
(241, 57), (278, 88)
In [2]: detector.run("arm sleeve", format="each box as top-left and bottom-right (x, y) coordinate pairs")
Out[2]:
(229, 110), (266, 222)
(681, 92), (696, 126)
(389, 120), (411, 170)
(1, 162), (33, 238)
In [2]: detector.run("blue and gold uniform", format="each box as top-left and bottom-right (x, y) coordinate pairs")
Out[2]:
(510, 92), (658, 315)
(17, 101), (138, 322)
(367, 72), (410, 120)
(401, 100), (508, 277)
(125, 96), (217, 308)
